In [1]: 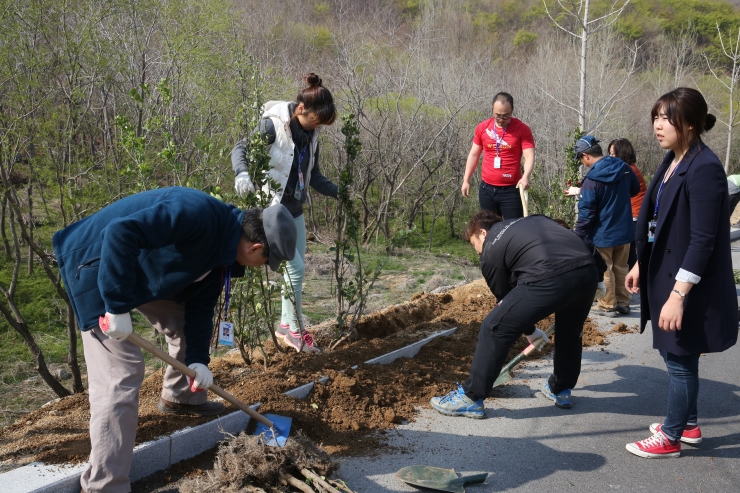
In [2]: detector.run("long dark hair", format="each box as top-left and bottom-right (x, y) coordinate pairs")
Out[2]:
(650, 87), (716, 151)
(608, 138), (637, 165)
(295, 73), (337, 126)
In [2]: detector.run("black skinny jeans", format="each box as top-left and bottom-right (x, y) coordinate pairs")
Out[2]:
(478, 182), (523, 219)
(463, 265), (598, 401)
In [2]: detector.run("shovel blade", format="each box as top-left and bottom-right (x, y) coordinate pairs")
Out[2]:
(492, 371), (513, 388)
(253, 413), (292, 447)
(395, 466), (487, 493)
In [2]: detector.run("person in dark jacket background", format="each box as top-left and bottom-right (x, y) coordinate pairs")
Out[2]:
(429, 211), (597, 418)
(53, 187), (297, 493)
(573, 135), (639, 317)
(624, 87), (737, 459)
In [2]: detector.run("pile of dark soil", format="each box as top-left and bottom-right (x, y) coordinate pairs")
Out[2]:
(0, 280), (607, 466)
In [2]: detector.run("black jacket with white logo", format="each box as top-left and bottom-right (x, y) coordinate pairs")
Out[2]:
(480, 215), (595, 300)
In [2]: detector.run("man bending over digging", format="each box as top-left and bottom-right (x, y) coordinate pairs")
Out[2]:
(431, 210), (598, 418)
(53, 187), (296, 493)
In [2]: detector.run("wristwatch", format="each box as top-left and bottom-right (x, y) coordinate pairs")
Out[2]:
(672, 289), (686, 298)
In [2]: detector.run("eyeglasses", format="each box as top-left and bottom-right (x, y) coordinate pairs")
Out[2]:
(493, 113), (512, 121)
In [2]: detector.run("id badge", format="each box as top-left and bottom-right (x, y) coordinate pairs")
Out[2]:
(294, 170), (305, 200)
(647, 220), (656, 243)
(218, 321), (234, 346)
(494, 157), (501, 169)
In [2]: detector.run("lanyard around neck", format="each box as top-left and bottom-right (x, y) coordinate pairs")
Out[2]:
(488, 119), (508, 157)
(222, 266), (232, 317)
(653, 159), (681, 219)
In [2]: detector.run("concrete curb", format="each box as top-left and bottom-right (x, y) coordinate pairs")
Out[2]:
(4, 327), (457, 492)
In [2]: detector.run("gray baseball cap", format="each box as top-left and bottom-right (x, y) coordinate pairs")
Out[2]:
(262, 204), (297, 272)
(575, 135), (600, 159)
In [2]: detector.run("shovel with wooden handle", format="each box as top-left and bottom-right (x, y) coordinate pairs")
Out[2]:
(493, 323), (555, 388)
(518, 184), (529, 217)
(127, 332), (291, 445)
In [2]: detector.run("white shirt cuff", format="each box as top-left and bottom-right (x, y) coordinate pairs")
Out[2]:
(676, 268), (700, 284)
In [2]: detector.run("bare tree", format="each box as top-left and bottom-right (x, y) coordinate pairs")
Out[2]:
(543, 0), (635, 132)
(704, 22), (740, 174)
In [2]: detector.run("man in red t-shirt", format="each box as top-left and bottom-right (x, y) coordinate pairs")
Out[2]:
(461, 92), (535, 219)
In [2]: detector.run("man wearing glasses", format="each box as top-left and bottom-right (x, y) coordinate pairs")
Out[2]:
(461, 92), (535, 219)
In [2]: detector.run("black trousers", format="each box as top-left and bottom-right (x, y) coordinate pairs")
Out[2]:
(463, 264), (598, 401)
(478, 182), (523, 219)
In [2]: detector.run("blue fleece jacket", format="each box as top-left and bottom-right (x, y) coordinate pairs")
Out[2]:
(574, 156), (639, 248)
(53, 187), (246, 365)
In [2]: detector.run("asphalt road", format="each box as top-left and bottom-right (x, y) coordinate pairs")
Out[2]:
(336, 300), (740, 493)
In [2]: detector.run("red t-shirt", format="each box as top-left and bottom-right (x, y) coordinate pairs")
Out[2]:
(472, 117), (535, 186)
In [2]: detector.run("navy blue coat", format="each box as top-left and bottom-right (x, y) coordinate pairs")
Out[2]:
(575, 156), (640, 248)
(636, 141), (738, 355)
(53, 187), (246, 365)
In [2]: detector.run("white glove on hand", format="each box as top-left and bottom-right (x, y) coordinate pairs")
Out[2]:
(99, 312), (133, 341)
(565, 186), (581, 196)
(234, 171), (255, 197)
(594, 281), (606, 301)
(526, 328), (550, 345)
(187, 363), (213, 393)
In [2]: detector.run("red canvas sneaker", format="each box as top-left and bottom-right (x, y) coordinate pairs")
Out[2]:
(649, 423), (702, 444)
(626, 430), (681, 458)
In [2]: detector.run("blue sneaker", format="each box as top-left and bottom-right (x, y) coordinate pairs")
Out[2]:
(430, 384), (485, 419)
(541, 382), (572, 408)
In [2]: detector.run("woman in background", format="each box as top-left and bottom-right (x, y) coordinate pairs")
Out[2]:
(231, 73), (338, 353)
(625, 87), (737, 458)
(608, 138), (647, 272)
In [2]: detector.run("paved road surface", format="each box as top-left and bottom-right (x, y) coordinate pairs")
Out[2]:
(337, 298), (740, 493)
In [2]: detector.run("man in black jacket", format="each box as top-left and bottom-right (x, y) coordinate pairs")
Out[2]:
(430, 211), (598, 418)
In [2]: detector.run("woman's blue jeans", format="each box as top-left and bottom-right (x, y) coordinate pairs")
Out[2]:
(660, 350), (700, 441)
(281, 214), (306, 331)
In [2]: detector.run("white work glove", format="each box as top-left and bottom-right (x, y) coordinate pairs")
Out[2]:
(234, 171), (255, 197)
(594, 281), (606, 301)
(187, 363), (213, 393)
(564, 186), (581, 196)
(526, 328), (550, 345)
(98, 312), (133, 341)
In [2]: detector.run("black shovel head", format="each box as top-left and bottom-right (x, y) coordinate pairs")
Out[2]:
(395, 465), (488, 493)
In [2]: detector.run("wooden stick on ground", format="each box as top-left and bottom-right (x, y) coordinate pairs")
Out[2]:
(300, 469), (342, 493)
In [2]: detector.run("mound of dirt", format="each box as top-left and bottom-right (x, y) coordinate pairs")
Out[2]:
(0, 279), (606, 466)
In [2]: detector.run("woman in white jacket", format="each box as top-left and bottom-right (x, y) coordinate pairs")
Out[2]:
(231, 74), (338, 353)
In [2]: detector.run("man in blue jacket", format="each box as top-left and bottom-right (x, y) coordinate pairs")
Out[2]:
(53, 187), (296, 493)
(573, 135), (639, 317)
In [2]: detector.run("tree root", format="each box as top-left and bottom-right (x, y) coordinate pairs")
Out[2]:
(300, 469), (341, 493)
(280, 471), (315, 492)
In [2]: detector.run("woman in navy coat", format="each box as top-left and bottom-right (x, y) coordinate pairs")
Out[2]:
(625, 87), (738, 458)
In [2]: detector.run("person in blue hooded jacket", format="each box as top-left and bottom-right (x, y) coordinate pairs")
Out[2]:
(52, 187), (296, 493)
(573, 135), (639, 317)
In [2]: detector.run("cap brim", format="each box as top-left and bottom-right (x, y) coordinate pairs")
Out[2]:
(268, 251), (282, 272)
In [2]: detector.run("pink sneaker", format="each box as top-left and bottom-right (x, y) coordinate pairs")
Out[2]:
(649, 423), (702, 444)
(282, 329), (321, 353)
(626, 430), (680, 458)
(276, 322), (291, 339)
